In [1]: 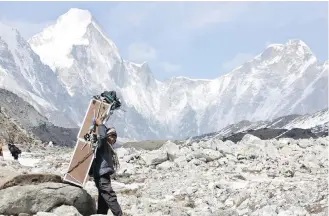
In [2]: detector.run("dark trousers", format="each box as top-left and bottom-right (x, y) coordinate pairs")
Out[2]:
(94, 174), (123, 216)
(12, 153), (18, 160)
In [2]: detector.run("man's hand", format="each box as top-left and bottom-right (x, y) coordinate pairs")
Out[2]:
(94, 118), (103, 126)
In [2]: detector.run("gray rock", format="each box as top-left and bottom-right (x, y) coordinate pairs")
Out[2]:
(162, 141), (181, 161)
(18, 213), (30, 216)
(200, 149), (223, 162)
(157, 161), (176, 170)
(0, 182), (96, 216)
(51, 205), (82, 216)
(140, 150), (168, 166)
(35, 213), (57, 216)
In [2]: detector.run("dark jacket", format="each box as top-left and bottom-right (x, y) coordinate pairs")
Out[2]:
(8, 144), (21, 155)
(91, 124), (115, 178)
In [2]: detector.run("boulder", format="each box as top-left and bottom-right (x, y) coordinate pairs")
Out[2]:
(162, 141), (181, 161)
(51, 205), (82, 216)
(140, 149), (168, 166)
(157, 161), (177, 170)
(0, 182), (96, 216)
(200, 149), (223, 162)
(0, 173), (62, 190)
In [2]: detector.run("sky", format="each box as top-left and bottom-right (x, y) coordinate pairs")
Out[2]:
(0, 1), (327, 81)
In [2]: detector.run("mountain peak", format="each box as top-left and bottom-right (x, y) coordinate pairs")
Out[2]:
(283, 39), (313, 58)
(264, 39), (311, 53)
(57, 8), (93, 27)
(32, 8), (94, 42)
(28, 8), (99, 69)
(286, 39), (308, 47)
(255, 39), (314, 66)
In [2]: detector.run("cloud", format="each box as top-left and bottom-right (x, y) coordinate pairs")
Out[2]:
(184, 3), (250, 30)
(222, 53), (254, 71)
(128, 42), (157, 63)
(0, 18), (53, 40)
(108, 2), (250, 77)
(162, 62), (181, 73)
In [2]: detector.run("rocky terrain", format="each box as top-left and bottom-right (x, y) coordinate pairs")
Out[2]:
(0, 88), (79, 147)
(0, 103), (37, 147)
(0, 134), (327, 216)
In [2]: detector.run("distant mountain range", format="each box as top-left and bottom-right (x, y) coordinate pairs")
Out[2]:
(0, 8), (327, 140)
(0, 87), (327, 147)
(192, 108), (328, 142)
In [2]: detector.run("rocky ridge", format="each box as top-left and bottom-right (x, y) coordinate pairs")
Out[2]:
(0, 88), (78, 147)
(192, 108), (328, 142)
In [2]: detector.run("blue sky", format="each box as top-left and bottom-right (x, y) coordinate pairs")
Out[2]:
(0, 1), (327, 81)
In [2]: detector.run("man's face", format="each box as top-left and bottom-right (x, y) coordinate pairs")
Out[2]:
(107, 134), (117, 145)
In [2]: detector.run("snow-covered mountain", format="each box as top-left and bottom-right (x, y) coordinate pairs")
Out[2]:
(28, 9), (165, 140)
(0, 22), (76, 128)
(283, 108), (328, 130)
(1, 8), (327, 141)
(192, 108), (328, 141)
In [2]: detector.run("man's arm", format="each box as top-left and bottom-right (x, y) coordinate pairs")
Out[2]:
(95, 118), (107, 149)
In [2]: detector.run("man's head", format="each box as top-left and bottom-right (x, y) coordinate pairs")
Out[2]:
(106, 127), (117, 145)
